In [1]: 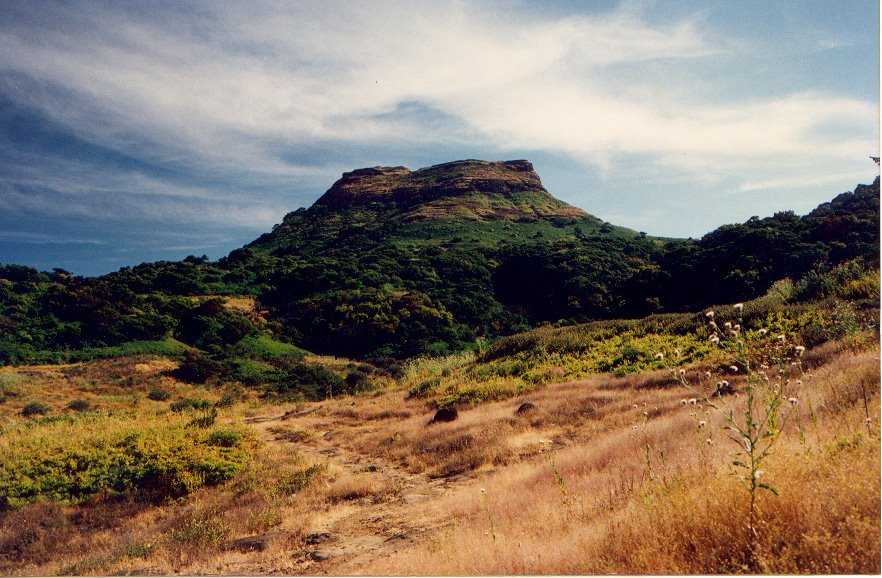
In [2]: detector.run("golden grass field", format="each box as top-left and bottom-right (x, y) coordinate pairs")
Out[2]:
(0, 325), (878, 575)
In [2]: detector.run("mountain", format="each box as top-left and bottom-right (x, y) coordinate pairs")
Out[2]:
(247, 159), (637, 257)
(313, 160), (585, 219)
(232, 160), (663, 357)
(0, 161), (878, 364)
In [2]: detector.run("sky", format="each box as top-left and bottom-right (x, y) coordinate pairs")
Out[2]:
(0, 0), (878, 276)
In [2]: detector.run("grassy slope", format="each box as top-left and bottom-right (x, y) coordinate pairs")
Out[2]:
(0, 283), (879, 574)
(0, 335), (877, 574)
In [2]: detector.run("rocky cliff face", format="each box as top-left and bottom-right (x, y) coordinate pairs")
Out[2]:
(313, 159), (587, 221)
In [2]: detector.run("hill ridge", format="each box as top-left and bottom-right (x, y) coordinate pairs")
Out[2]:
(311, 158), (588, 222)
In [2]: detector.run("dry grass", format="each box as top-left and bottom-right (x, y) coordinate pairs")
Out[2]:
(0, 337), (878, 575)
(365, 346), (881, 575)
(0, 355), (219, 420)
(325, 472), (388, 503)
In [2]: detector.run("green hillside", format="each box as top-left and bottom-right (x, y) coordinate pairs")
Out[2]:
(0, 160), (878, 370)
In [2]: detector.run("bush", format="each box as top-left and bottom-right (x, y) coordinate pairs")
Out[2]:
(170, 397), (212, 412)
(169, 506), (229, 547)
(171, 351), (226, 384)
(147, 388), (171, 401)
(65, 399), (92, 412)
(343, 369), (371, 394)
(262, 361), (343, 401)
(20, 402), (50, 417)
(186, 408), (218, 429)
(0, 413), (249, 507)
(229, 358), (285, 386)
(793, 260), (878, 303)
(207, 428), (243, 448)
(276, 464), (326, 495)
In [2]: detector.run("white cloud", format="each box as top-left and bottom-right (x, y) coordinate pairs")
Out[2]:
(0, 0), (876, 226)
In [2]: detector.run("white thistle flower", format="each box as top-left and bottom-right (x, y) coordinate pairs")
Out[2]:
(724, 321), (732, 330)
(734, 303), (743, 312)
(729, 365), (739, 372)
(758, 328), (768, 336)
(655, 352), (665, 360)
(698, 420), (707, 428)
(706, 310), (715, 319)
(794, 345), (805, 357)
(788, 397), (799, 405)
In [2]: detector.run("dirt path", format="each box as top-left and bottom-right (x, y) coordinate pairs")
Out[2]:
(235, 374), (703, 575)
(244, 409), (482, 575)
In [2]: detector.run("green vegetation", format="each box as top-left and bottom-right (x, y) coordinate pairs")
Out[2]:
(0, 165), (877, 365)
(147, 387), (172, 401)
(403, 268), (879, 407)
(0, 412), (249, 507)
(170, 397), (212, 412)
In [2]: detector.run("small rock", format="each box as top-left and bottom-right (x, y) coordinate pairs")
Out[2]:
(311, 550), (331, 561)
(226, 535), (270, 552)
(515, 402), (537, 415)
(430, 406), (458, 423)
(305, 531), (333, 545)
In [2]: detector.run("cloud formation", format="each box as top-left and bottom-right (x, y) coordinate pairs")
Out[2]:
(0, 0), (877, 253)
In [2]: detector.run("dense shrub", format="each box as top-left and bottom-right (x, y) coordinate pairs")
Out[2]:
(793, 260), (879, 302)
(263, 361), (343, 401)
(343, 369), (371, 394)
(65, 399), (92, 412)
(171, 351), (226, 384)
(147, 388), (171, 401)
(20, 402), (49, 417)
(207, 428), (243, 448)
(0, 413), (249, 507)
(170, 397), (212, 412)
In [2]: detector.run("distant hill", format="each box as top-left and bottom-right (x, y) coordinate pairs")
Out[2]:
(235, 159), (662, 356)
(0, 160), (878, 362)
(247, 159), (640, 256)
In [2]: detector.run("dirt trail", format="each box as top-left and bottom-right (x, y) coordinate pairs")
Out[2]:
(245, 409), (482, 575)
(236, 374), (699, 574)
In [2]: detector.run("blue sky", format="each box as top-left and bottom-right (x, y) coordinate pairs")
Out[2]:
(0, 0), (878, 275)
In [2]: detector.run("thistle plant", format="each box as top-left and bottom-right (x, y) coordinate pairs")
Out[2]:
(549, 453), (579, 520)
(479, 487), (497, 543)
(670, 304), (803, 566)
